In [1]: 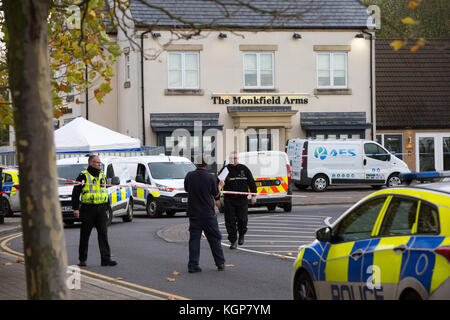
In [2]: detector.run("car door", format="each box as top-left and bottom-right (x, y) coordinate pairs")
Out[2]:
(105, 163), (126, 215)
(363, 196), (419, 300)
(399, 200), (444, 298)
(132, 163), (150, 206)
(364, 142), (391, 184)
(318, 196), (388, 300)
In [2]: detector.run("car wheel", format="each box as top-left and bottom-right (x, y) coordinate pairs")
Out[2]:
(387, 173), (401, 188)
(400, 289), (422, 300)
(311, 174), (328, 192)
(267, 204), (276, 212)
(122, 199), (134, 222)
(146, 197), (162, 218)
(106, 206), (113, 226)
(293, 271), (317, 300)
(3, 199), (13, 217)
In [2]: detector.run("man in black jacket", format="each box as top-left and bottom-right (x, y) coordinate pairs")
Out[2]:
(218, 151), (257, 249)
(184, 155), (225, 273)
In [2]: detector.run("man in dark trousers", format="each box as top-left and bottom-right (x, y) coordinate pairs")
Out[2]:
(184, 155), (225, 273)
(218, 151), (257, 249)
(72, 155), (117, 267)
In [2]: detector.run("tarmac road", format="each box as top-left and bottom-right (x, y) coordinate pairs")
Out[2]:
(7, 204), (350, 300)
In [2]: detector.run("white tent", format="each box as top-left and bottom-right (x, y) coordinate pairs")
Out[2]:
(54, 117), (141, 153)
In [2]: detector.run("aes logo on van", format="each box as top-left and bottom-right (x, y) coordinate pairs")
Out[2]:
(314, 147), (328, 160)
(314, 147), (356, 160)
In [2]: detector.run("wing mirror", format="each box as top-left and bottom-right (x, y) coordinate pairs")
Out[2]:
(111, 176), (120, 185)
(316, 227), (333, 243)
(135, 175), (145, 183)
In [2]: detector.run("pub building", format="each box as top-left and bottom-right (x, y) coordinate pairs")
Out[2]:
(52, 0), (376, 170)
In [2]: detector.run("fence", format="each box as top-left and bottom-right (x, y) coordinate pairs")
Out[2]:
(0, 146), (165, 167)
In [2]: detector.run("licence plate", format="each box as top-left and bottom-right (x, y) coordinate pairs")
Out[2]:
(181, 198), (188, 203)
(61, 206), (72, 212)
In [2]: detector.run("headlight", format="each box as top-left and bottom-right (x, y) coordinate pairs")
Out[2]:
(156, 183), (174, 192)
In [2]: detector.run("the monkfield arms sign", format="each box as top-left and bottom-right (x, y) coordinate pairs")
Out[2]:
(211, 94), (309, 105)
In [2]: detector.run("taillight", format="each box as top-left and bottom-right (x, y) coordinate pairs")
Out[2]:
(286, 164), (292, 185)
(435, 246), (450, 263)
(301, 149), (306, 167)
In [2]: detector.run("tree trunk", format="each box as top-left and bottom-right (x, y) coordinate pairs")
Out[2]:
(4, 0), (68, 299)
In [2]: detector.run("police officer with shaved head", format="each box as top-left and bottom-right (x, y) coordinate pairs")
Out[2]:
(72, 155), (117, 267)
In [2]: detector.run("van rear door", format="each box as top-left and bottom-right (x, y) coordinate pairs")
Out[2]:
(239, 152), (289, 198)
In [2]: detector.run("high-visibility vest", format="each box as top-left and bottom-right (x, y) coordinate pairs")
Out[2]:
(80, 170), (109, 204)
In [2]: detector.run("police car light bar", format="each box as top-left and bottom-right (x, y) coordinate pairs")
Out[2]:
(400, 171), (450, 180)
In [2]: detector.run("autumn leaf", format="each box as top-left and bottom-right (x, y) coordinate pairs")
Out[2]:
(401, 17), (420, 25)
(3, 262), (12, 266)
(225, 264), (235, 267)
(166, 277), (176, 282)
(115, 277), (123, 281)
(390, 40), (406, 51)
(172, 271), (180, 276)
(16, 257), (24, 263)
(168, 296), (176, 300)
(408, 0), (421, 10)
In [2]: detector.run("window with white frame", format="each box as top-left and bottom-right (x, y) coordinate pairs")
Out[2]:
(317, 52), (347, 88)
(167, 51), (199, 89)
(124, 53), (130, 82)
(243, 52), (274, 88)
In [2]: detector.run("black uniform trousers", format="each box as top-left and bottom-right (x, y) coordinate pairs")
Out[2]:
(188, 215), (225, 269)
(78, 203), (111, 262)
(223, 197), (248, 243)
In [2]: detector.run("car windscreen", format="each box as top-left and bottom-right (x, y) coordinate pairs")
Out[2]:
(57, 163), (104, 184)
(148, 162), (196, 179)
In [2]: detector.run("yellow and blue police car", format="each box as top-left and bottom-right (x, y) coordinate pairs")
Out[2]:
(292, 180), (450, 300)
(1, 167), (20, 217)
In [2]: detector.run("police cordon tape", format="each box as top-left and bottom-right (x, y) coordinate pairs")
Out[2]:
(56, 177), (311, 198)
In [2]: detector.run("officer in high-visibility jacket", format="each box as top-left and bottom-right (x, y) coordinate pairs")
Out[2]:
(72, 155), (117, 267)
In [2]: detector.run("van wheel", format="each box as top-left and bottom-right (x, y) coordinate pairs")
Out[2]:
(122, 199), (133, 222)
(106, 206), (113, 226)
(166, 210), (176, 217)
(146, 197), (162, 218)
(283, 202), (292, 212)
(387, 173), (401, 188)
(311, 174), (328, 192)
(3, 199), (13, 217)
(294, 183), (308, 190)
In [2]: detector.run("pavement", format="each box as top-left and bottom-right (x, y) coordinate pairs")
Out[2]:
(0, 186), (372, 300)
(0, 218), (156, 300)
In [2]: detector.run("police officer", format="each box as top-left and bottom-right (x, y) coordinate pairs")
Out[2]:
(218, 151), (257, 249)
(184, 155), (225, 273)
(72, 155), (117, 267)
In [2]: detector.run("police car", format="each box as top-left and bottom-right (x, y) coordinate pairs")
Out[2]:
(1, 167), (20, 217)
(291, 180), (450, 300)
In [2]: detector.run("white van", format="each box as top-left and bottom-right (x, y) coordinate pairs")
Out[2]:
(221, 151), (293, 212)
(126, 155), (196, 217)
(286, 139), (410, 192)
(57, 156), (134, 225)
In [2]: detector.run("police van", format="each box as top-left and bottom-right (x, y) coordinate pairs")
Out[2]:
(1, 167), (20, 216)
(286, 139), (410, 192)
(221, 151), (292, 212)
(125, 155), (196, 217)
(57, 156), (134, 225)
